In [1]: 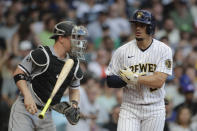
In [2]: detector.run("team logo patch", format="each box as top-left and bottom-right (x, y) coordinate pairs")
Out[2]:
(26, 56), (31, 62)
(56, 74), (59, 78)
(165, 59), (172, 69)
(137, 12), (143, 18)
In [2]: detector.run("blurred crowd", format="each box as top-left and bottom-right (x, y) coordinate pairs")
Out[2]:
(0, 0), (197, 131)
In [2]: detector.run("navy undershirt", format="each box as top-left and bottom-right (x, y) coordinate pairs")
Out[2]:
(106, 75), (127, 88)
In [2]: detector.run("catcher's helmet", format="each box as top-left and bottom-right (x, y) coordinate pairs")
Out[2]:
(130, 10), (156, 35)
(50, 21), (88, 60)
(50, 21), (76, 39)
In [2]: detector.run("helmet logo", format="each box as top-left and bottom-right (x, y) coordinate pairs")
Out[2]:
(137, 12), (143, 19)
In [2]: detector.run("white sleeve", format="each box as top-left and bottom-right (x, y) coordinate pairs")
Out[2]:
(106, 48), (123, 76)
(156, 47), (173, 75)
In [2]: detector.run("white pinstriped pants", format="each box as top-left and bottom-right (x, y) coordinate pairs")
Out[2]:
(117, 103), (165, 131)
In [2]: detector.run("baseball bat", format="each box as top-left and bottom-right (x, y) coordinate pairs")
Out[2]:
(38, 59), (74, 119)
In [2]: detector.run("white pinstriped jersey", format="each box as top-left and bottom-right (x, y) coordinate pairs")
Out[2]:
(106, 39), (173, 105)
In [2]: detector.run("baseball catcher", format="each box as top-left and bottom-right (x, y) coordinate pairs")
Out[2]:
(8, 21), (88, 131)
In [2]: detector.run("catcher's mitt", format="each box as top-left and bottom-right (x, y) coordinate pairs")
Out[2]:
(52, 102), (80, 125)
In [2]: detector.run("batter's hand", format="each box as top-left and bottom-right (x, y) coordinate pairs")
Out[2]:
(119, 67), (144, 85)
(24, 94), (38, 115)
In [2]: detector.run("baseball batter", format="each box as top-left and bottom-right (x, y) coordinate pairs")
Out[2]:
(106, 10), (173, 131)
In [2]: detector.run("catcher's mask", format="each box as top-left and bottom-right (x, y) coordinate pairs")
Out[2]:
(50, 21), (88, 60)
(70, 26), (88, 61)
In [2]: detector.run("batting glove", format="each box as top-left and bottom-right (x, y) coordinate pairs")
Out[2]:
(119, 67), (144, 85)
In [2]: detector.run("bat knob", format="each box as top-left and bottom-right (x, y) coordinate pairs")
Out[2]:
(37, 98), (52, 119)
(38, 113), (45, 119)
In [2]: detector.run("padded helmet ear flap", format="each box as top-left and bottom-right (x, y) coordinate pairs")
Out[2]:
(146, 25), (153, 35)
(148, 14), (156, 35)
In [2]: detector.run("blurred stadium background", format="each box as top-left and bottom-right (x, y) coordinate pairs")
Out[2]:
(0, 0), (197, 131)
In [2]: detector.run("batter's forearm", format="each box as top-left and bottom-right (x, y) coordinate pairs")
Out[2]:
(138, 75), (166, 89)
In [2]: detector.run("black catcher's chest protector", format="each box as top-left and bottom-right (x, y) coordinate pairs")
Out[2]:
(31, 46), (81, 105)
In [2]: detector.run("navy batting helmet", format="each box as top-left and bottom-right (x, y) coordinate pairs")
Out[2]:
(130, 10), (156, 35)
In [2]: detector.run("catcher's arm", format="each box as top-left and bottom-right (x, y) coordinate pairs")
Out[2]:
(51, 87), (80, 125)
(13, 67), (38, 114)
(52, 88), (80, 126)
(69, 88), (80, 107)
